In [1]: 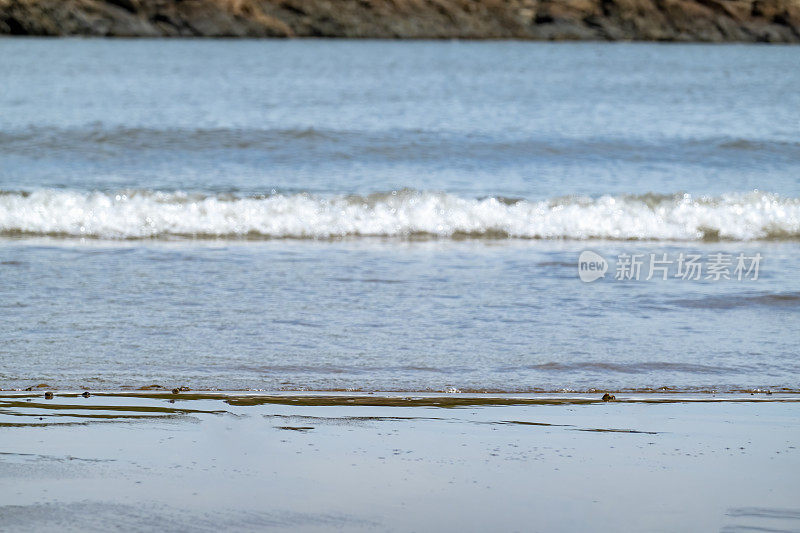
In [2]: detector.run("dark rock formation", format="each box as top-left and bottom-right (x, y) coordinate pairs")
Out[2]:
(0, 0), (798, 41)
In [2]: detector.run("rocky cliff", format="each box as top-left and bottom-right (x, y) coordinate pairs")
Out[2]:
(1, 0), (799, 41)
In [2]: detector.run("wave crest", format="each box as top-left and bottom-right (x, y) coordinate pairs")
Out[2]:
(0, 189), (797, 240)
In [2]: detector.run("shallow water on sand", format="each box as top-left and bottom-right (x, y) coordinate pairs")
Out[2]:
(2, 238), (798, 392)
(0, 40), (798, 392)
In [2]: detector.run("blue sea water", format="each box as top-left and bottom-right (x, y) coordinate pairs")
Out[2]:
(0, 39), (798, 391)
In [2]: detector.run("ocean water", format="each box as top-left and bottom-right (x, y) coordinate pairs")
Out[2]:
(0, 39), (798, 392)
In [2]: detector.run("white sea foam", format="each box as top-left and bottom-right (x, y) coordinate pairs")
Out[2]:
(0, 189), (797, 240)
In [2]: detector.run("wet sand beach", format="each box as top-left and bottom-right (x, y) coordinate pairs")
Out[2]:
(1, 392), (798, 532)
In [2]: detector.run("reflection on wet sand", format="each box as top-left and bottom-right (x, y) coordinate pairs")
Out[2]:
(723, 507), (800, 533)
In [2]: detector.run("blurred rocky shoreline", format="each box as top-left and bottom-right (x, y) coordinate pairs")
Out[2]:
(1, 0), (799, 42)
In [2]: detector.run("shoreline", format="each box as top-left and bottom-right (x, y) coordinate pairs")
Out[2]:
(3, 35), (800, 44)
(3, 390), (797, 403)
(2, 0), (799, 43)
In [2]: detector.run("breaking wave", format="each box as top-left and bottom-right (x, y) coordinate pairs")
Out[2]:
(0, 189), (798, 241)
